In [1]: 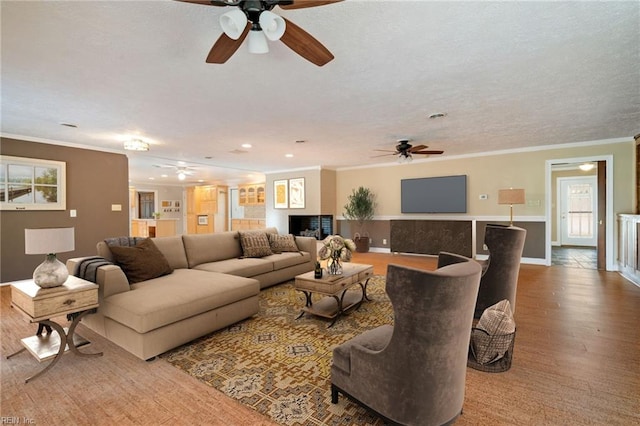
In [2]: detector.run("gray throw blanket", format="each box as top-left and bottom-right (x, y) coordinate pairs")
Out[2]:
(74, 256), (114, 283)
(104, 236), (146, 247)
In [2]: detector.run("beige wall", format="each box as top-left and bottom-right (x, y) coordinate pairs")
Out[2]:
(320, 169), (336, 216)
(336, 141), (635, 261)
(336, 141), (634, 218)
(265, 168), (338, 235)
(1, 138), (129, 282)
(265, 168), (323, 234)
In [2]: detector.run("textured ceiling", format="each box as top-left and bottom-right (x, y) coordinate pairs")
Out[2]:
(1, 0), (639, 185)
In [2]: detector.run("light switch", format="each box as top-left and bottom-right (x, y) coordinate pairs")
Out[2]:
(70, 209), (77, 217)
(111, 204), (122, 211)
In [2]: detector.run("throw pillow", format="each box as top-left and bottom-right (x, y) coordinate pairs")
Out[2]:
(476, 299), (515, 335)
(267, 233), (299, 253)
(471, 299), (516, 364)
(109, 238), (173, 284)
(239, 231), (273, 258)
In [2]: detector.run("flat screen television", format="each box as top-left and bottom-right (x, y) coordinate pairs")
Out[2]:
(401, 175), (467, 213)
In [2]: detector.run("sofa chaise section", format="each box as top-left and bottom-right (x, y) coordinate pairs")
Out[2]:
(67, 258), (260, 360)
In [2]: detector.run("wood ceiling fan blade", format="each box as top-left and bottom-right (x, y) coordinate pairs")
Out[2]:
(373, 149), (397, 153)
(408, 144), (427, 152)
(279, 17), (334, 66)
(279, 0), (343, 10)
(412, 150), (444, 155)
(371, 153), (396, 158)
(206, 23), (250, 64)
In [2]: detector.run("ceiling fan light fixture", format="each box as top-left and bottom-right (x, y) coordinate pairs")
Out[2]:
(178, 172), (186, 181)
(397, 152), (413, 163)
(248, 29), (269, 54)
(259, 11), (286, 41)
(220, 9), (248, 40)
(124, 138), (149, 151)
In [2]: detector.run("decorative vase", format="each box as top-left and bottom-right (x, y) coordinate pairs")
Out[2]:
(327, 252), (343, 275)
(33, 253), (68, 288)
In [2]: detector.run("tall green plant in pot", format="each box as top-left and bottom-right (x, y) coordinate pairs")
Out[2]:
(343, 186), (376, 253)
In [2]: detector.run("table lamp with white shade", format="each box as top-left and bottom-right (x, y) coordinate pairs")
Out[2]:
(24, 227), (75, 288)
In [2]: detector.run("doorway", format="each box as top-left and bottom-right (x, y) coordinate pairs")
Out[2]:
(545, 155), (613, 271)
(558, 176), (597, 247)
(138, 191), (155, 219)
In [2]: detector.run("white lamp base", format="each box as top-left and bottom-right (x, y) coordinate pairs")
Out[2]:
(33, 254), (68, 288)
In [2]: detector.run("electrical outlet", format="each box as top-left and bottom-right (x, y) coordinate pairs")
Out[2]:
(382, 238), (387, 245)
(479, 194), (488, 200)
(483, 244), (488, 251)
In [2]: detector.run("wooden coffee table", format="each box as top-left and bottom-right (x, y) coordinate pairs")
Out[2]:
(294, 263), (374, 327)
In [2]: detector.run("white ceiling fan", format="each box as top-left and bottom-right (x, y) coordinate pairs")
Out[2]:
(153, 164), (198, 180)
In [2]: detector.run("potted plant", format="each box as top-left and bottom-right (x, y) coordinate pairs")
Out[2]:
(343, 186), (376, 253)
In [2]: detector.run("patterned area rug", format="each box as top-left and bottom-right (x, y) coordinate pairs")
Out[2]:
(163, 275), (393, 425)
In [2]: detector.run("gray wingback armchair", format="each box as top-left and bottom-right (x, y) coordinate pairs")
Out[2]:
(475, 224), (526, 318)
(330, 252), (482, 426)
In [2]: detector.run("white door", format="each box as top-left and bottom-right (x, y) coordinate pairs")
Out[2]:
(559, 177), (597, 246)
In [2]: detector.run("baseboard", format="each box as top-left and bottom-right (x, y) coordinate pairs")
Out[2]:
(475, 254), (546, 265)
(368, 247), (391, 253)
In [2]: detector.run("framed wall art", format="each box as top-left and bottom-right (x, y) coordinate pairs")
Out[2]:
(289, 178), (305, 209)
(0, 155), (67, 211)
(274, 179), (288, 209)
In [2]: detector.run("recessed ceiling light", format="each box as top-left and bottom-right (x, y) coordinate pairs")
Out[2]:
(285, 154), (294, 158)
(148, 177), (155, 180)
(241, 143), (252, 149)
(161, 174), (168, 178)
(428, 112), (447, 119)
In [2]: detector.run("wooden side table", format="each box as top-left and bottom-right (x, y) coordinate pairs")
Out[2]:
(7, 276), (103, 383)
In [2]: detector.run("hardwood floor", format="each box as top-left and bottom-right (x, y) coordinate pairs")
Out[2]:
(2, 252), (639, 425)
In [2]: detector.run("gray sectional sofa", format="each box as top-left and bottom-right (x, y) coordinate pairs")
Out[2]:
(67, 228), (316, 360)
